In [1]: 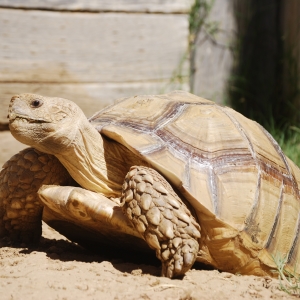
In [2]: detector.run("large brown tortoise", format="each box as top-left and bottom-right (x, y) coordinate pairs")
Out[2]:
(0, 90), (300, 278)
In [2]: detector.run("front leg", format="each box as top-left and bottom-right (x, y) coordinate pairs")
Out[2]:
(121, 166), (201, 278)
(0, 148), (71, 243)
(37, 185), (148, 251)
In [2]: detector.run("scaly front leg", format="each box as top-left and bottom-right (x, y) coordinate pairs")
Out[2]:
(121, 166), (201, 278)
(0, 148), (71, 243)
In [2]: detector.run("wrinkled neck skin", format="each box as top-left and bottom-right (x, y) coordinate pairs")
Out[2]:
(53, 120), (115, 197)
(54, 119), (143, 198)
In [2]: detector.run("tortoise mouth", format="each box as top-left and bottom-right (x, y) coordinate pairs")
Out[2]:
(9, 116), (50, 124)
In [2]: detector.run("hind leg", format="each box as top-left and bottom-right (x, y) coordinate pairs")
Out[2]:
(121, 166), (201, 278)
(0, 147), (71, 244)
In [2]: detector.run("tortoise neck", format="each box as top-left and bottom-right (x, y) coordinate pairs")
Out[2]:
(55, 119), (122, 197)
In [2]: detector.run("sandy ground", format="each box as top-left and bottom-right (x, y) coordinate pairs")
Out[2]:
(0, 131), (296, 299)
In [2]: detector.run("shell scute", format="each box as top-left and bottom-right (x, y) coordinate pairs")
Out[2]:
(164, 105), (250, 160)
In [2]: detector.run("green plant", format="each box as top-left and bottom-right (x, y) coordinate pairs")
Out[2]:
(272, 253), (300, 296)
(228, 1), (299, 151)
(189, 0), (216, 45)
(164, 0), (218, 92)
(166, 51), (190, 90)
(268, 124), (300, 167)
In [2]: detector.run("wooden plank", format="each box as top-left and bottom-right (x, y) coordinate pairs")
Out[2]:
(0, 82), (189, 123)
(0, 0), (193, 13)
(0, 131), (27, 168)
(0, 9), (189, 83)
(191, 0), (235, 104)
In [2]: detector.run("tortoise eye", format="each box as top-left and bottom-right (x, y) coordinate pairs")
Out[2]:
(30, 99), (43, 108)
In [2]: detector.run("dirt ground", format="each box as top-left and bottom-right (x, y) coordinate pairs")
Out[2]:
(0, 131), (296, 299)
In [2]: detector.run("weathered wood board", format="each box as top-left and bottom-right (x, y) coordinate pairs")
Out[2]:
(0, 131), (27, 167)
(0, 0), (193, 13)
(0, 9), (189, 83)
(0, 6), (190, 123)
(191, 0), (235, 104)
(0, 81), (189, 121)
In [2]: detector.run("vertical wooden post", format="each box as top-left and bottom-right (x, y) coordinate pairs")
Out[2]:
(280, 0), (300, 123)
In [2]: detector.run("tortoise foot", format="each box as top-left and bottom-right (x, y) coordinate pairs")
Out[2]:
(5, 222), (42, 245)
(0, 147), (71, 244)
(1, 210), (42, 244)
(160, 237), (199, 278)
(121, 166), (201, 278)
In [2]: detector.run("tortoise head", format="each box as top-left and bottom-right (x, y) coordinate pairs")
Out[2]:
(8, 93), (87, 155)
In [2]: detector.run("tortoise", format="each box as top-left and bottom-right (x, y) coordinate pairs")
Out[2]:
(1, 90), (300, 278)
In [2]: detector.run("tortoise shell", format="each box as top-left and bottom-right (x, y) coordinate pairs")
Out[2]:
(90, 90), (300, 275)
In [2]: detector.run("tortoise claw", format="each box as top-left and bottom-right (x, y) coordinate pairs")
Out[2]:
(161, 239), (199, 278)
(8, 224), (42, 245)
(121, 166), (201, 278)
